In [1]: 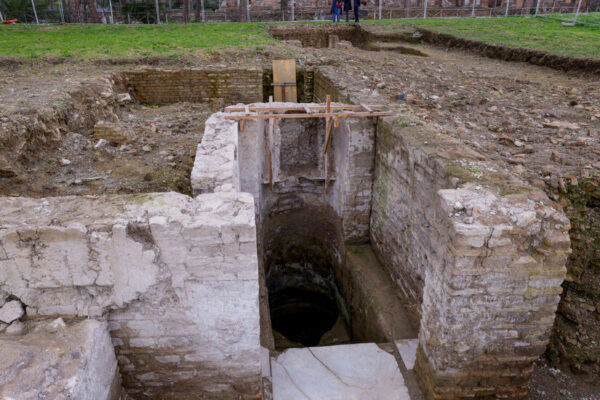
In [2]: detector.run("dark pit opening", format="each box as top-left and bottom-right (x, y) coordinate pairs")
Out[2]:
(262, 209), (351, 349)
(267, 260), (340, 347)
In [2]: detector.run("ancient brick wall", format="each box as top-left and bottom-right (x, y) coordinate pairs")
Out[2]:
(125, 68), (263, 106)
(547, 178), (600, 377)
(370, 119), (571, 399)
(0, 192), (261, 399)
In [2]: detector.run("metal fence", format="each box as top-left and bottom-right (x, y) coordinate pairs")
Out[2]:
(0, 0), (597, 24)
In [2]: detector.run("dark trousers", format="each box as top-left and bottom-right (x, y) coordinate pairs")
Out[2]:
(345, 10), (349, 21)
(354, 7), (359, 22)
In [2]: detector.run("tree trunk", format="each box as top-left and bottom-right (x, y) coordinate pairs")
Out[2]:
(86, 0), (100, 22)
(195, 0), (200, 21)
(404, 0), (410, 17)
(183, 0), (189, 22)
(69, 0), (83, 22)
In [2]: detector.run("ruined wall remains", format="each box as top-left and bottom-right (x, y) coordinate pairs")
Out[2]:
(126, 68), (263, 105)
(547, 178), (600, 378)
(0, 319), (121, 400)
(370, 119), (571, 399)
(0, 191), (261, 399)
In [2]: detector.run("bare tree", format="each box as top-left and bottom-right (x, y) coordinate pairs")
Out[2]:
(194, 0), (201, 20)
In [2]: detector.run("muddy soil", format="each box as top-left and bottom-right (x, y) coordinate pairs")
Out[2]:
(0, 101), (212, 197)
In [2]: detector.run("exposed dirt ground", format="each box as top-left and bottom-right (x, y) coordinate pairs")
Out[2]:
(0, 30), (599, 398)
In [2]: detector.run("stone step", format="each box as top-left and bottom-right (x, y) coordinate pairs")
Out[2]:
(263, 341), (419, 400)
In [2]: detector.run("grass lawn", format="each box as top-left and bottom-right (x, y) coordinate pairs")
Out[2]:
(366, 14), (600, 59)
(0, 23), (275, 59)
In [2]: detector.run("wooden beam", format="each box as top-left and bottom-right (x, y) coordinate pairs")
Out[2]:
(323, 115), (335, 155)
(224, 105), (385, 112)
(360, 103), (373, 112)
(224, 111), (392, 121)
(268, 117), (275, 191)
(324, 151), (330, 194)
(326, 95), (331, 114)
(303, 104), (311, 114)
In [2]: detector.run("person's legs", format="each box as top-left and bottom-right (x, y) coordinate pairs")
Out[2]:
(345, 10), (349, 21)
(354, 7), (359, 22)
(335, 8), (341, 22)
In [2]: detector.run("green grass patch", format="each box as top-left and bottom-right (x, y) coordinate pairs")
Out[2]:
(0, 22), (276, 59)
(365, 14), (600, 59)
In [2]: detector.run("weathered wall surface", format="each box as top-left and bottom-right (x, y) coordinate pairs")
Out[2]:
(0, 319), (121, 400)
(0, 191), (261, 399)
(370, 119), (570, 399)
(191, 113), (240, 195)
(547, 178), (600, 378)
(126, 68), (263, 106)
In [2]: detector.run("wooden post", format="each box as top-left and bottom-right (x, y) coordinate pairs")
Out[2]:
(268, 118), (275, 191)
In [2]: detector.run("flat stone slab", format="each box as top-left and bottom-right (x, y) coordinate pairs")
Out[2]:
(395, 339), (418, 370)
(271, 343), (410, 400)
(0, 319), (120, 400)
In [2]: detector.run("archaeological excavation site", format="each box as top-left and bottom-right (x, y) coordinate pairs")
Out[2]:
(0, 23), (599, 400)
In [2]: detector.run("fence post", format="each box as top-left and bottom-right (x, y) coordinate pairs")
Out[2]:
(31, 0), (39, 24)
(471, 0), (476, 16)
(572, 0), (582, 23)
(424, 0), (427, 17)
(291, 0), (294, 21)
(534, 0), (539, 15)
(505, 0), (509, 15)
(201, 0), (205, 21)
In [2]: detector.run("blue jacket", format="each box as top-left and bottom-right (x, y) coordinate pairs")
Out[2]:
(331, 0), (342, 13)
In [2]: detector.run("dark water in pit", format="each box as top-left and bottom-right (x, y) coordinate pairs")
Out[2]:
(267, 262), (341, 347)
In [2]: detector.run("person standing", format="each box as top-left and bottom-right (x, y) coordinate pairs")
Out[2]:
(331, 0), (342, 22)
(353, 0), (361, 22)
(343, 0), (352, 22)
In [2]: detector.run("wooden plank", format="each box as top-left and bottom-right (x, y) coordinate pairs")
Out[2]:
(360, 103), (373, 112)
(225, 105), (385, 112)
(323, 115), (335, 155)
(268, 118), (275, 191)
(324, 151), (330, 194)
(326, 95), (331, 113)
(224, 111), (392, 120)
(272, 59), (297, 103)
(303, 104), (311, 114)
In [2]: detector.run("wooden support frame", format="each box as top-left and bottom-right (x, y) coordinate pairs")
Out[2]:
(227, 98), (391, 194)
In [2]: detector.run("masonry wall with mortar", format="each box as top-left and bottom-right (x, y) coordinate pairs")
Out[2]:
(370, 119), (571, 399)
(0, 192), (261, 399)
(125, 68), (263, 106)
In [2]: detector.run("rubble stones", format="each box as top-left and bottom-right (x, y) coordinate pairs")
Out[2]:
(0, 300), (24, 323)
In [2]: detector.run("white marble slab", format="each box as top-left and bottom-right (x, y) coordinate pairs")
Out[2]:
(271, 343), (411, 400)
(395, 339), (418, 370)
(261, 345), (272, 378)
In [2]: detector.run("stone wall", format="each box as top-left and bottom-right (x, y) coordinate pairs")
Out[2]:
(0, 191), (261, 399)
(126, 68), (263, 106)
(547, 178), (600, 378)
(0, 319), (121, 400)
(370, 119), (571, 399)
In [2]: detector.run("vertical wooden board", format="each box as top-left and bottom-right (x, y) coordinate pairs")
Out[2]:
(272, 59), (297, 103)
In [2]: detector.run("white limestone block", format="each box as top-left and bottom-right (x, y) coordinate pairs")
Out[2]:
(271, 343), (410, 400)
(395, 339), (418, 370)
(0, 300), (24, 323)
